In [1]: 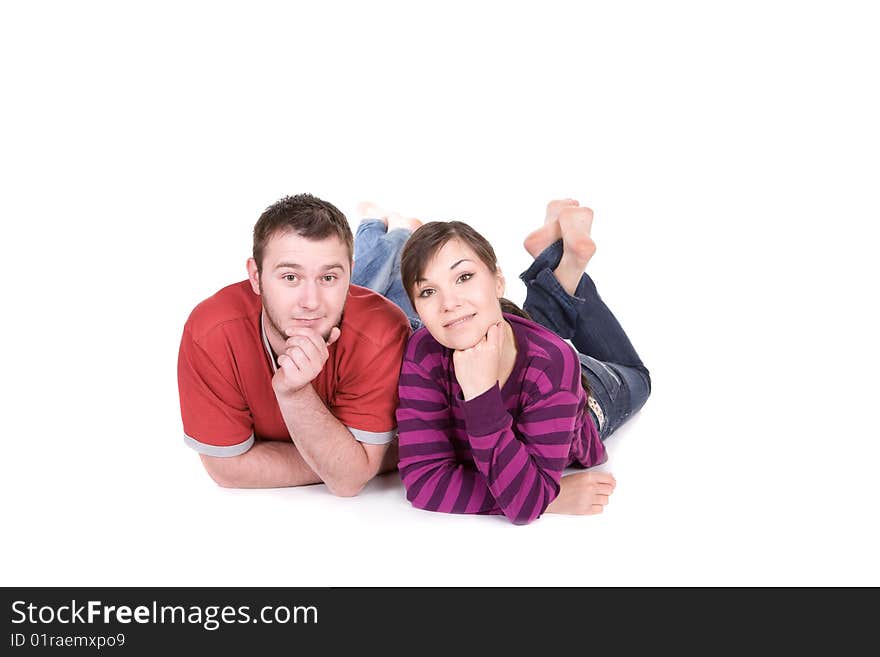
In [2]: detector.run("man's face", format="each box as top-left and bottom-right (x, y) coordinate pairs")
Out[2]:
(411, 238), (505, 351)
(248, 230), (351, 349)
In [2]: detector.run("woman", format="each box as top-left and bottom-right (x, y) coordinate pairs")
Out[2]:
(353, 200), (650, 524)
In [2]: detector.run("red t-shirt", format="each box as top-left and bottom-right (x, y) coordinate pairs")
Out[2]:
(177, 281), (411, 456)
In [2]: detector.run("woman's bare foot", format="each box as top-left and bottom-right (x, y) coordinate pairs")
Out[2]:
(523, 199), (580, 258)
(546, 198), (580, 223)
(554, 206), (597, 296)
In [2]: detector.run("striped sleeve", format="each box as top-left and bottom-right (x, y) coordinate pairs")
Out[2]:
(397, 348), (580, 525)
(396, 356), (497, 517)
(462, 381), (579, 525)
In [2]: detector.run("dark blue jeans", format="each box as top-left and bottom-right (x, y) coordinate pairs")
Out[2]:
(520, 240), (651, 441)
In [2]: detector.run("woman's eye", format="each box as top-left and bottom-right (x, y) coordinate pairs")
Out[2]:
(418, 288), (435, 298)
(457, 272), (473, 283)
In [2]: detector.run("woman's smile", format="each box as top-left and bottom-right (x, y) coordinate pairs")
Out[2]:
(443, 313), (476, 329)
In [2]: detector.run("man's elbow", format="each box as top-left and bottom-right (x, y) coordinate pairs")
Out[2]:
(208, 472), (240, 489)
(327, 443), (391, 497)
(326, 477), (367, 498)
(199, 454), (243, 489)
(326, 462), (379, 497)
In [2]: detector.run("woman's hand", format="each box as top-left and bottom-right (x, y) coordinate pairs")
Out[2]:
(453, 322), (504, 400)
(546, 471), (616, 515)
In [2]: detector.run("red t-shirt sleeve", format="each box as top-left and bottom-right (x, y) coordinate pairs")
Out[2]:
(330, 313), (410, 443)
(177, 324), (254, 455)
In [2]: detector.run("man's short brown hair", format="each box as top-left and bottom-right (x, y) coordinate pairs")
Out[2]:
(253, 194), (353, 273)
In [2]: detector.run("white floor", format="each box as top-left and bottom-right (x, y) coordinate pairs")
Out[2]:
(2, 1), (878, 587)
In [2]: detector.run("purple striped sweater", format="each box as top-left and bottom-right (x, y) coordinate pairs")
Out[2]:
(396, 312), (606, 525)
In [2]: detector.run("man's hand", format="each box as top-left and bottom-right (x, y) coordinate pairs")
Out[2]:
(453, 322), (504, 401)
(546, 471), (616, 515)
(272, 326), (341, 397)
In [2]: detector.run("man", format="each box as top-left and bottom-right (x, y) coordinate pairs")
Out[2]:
(177, 194), (411, 496)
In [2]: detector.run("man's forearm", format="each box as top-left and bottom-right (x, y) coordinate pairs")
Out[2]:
(276, 384), (375, 496)
(200, 440), (322, 489)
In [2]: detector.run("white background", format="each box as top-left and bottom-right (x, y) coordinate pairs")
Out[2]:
(2, 1), (878, 586)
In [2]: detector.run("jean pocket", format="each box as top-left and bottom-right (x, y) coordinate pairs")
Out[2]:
(578, 354), (621, 403)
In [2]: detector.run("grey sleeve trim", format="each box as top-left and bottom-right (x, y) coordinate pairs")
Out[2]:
(184, 433), (255, 457)
(347, 427), (396, 445)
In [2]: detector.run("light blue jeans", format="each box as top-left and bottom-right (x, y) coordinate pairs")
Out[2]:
(352, 219), (421, 330)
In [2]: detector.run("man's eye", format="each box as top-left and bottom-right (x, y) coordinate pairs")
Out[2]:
(322, 275), (337, 283)
(418, 288), (435, 298)
(457, 272), (474, 283)
(283, 274), (297, 282)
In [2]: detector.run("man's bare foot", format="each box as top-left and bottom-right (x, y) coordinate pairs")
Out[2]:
(546, 470), (616, 515)
(554, 206), (597, 296)
(387, 212), (422, 233)
(356, 201), (388, 227)
(523, 199), (580, 258)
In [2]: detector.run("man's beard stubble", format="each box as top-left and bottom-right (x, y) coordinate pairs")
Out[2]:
(261, 298), (345, 345)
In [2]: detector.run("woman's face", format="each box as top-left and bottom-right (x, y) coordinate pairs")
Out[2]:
(412, 238), (505, 351)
